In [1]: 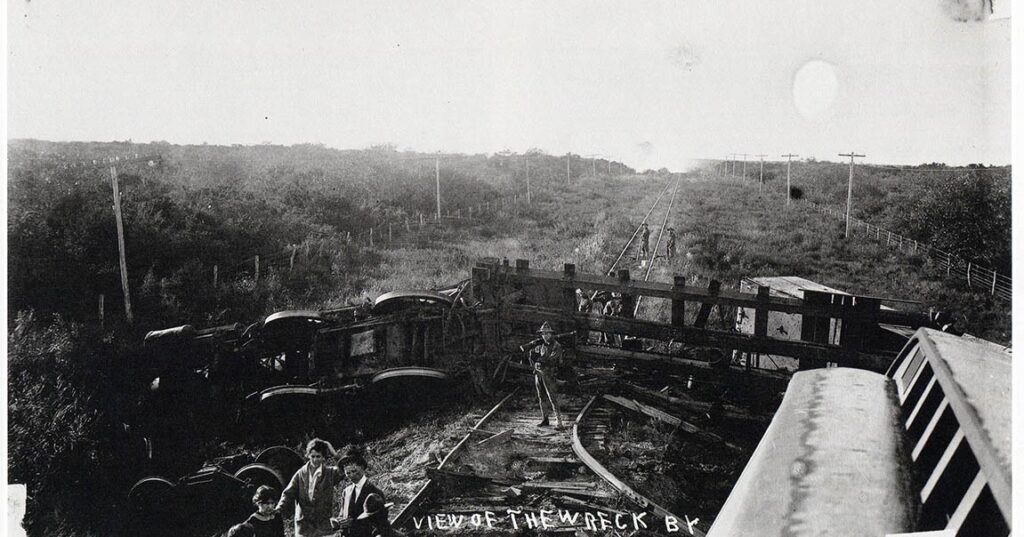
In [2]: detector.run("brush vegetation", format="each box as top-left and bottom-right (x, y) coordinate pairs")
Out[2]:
(7, 141), (1009, 536)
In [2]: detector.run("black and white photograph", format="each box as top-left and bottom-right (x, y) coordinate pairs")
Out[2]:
(4, 1), (1015, 536)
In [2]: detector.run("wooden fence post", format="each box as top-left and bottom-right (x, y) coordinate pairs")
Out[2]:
(947, 254), (951, 276)
(289, 246), (296, 272)
(420, 213), (424, 228)
(99, 294), (105, 330)
(405, 217), (410, 232)
(992, 269), (997, 295)
(369, 228), (374, 247)
(213, 265), (219, 287)
(255, 255), (260, 283)
(967, 262), (972, 287)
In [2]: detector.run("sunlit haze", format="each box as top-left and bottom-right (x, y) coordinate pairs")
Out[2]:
(7, 0), (1012, 170)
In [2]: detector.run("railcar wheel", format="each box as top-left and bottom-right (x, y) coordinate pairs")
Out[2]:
(127, 476), (177, 521)
(254, 446), (304, 482)
(234, 463), (286, 492)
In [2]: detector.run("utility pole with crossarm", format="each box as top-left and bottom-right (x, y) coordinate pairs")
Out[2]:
(839, 152), (866, 238)
(755, 154), (767, 193)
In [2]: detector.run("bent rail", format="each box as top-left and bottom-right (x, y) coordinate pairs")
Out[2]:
(570, 395), (707, 537)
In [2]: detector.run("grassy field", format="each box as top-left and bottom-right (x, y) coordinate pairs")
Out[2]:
(8, 160), (1012, 536)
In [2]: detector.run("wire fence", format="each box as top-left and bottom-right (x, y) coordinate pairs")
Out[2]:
(809, 203), (1011, 301)
(206, 191), (528, 283)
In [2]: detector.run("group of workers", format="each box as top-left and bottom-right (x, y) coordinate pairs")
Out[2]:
(634, 223), (677, 261)
(224, 442), (394, 537)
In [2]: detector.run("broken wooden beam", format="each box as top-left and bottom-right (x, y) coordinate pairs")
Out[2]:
(620, 382), (771, 424)
(425, 468), (511, 487)
(693, 279), (722, 329)
(602, 394), (743, 451)
(475, 428), (514, 447)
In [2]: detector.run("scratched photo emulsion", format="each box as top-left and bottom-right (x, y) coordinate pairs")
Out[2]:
(5, 1), (1012, 536)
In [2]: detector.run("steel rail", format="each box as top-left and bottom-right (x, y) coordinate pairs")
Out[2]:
(600, 180), (674, 285)
(570, 395), (707, 536)
(391, 388), (519, 527)
(634, 177), (681, 317)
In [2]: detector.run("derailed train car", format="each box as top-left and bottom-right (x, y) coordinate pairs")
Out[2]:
(136, 285), (479, 431)
(708, 327), (1010, 536)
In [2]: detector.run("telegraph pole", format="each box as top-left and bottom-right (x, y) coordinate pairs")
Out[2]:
(566, 153), (571, 185)
(782, 154), (799, 206)
(740, 154), (748, 180)
(109, 160), (133, 324)
(435, 155), (441, 220)
(839, 152), (866, 238)
(755, 154), (767, 193)
(525, 156), (531, 204)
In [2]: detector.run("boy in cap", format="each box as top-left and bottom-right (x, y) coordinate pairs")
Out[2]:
(529, 322), (564, 427)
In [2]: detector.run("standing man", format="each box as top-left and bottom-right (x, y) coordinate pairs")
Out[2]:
(332, 448), (387, 537)
(276, 439), (343, 537)
(637, 223), (651, 260)
(666, 227), (676, 260)
(528, 322), (564, 428)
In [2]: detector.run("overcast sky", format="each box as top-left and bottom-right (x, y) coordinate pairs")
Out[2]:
(6, 0), (1012, 170)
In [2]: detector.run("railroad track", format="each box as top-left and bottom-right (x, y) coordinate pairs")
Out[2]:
(390, 360), (751, 535)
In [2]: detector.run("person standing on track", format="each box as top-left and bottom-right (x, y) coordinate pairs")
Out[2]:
(666, 227), (676, 260)
(528, 322), (565, 428)
(636, 223), (651, 260)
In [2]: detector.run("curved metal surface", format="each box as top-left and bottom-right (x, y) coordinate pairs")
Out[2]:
(370, 367), (450, 384)
(708, 368), (914, 537)
(144, 325), (197, 343)
(571, 395), (705, 536)
(258, 385), (319, 401)
(234, 462), (287, 489)
(127, 476), (176, 504)
(263, 310), (325, 326)
(254, 445), (305, 480)
(372, 290), (454, 314)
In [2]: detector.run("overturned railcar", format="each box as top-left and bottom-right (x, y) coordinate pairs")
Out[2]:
(709, 327), (1010, 537)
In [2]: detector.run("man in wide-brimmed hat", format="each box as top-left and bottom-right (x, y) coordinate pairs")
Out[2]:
(665, 227), (676, 260)
(528, 322), (565, 427)
(331, 448), (387, 537)
(636, 223), (650, 260)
